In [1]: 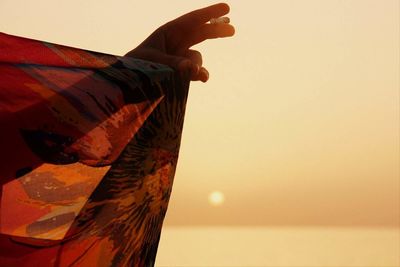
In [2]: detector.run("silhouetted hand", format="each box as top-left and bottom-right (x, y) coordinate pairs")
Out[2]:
(125, 3), (235, 82)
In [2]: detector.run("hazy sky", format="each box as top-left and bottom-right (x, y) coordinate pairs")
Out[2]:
(0, 0), (398, 227)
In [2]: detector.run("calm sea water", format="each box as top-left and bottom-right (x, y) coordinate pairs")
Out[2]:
(156, 226), (399, 267)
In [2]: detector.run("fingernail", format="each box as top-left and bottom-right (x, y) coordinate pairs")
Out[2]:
(210, 16), (230, 24)
(192, 64), (200, 76)
(200, 69), (209, 82)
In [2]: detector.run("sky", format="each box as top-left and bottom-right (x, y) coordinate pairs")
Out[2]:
(0, 0), (399, 227)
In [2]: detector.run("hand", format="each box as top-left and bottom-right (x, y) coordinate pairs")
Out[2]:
(125, 3), (235, 82)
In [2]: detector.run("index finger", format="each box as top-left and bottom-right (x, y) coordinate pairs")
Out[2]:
(168, 3), (230, 30)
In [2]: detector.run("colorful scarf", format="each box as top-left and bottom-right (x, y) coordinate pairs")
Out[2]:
(0, 32), (190, 266)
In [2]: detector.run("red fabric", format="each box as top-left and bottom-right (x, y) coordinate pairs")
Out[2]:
(0, 32), (190, 266)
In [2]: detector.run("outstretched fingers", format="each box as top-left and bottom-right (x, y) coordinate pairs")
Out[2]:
(127, 3), (234, 82)
(169, 3), (230, 30)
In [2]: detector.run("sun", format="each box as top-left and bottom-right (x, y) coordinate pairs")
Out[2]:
(208, 191), (225, 206)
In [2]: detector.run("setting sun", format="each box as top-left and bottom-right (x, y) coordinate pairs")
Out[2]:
(208, 190), (225, 206)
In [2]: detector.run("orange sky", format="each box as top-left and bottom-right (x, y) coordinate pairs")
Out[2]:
(0, 0), (398, 227)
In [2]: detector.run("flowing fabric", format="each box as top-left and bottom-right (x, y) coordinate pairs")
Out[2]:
(0, 32), (190, 266)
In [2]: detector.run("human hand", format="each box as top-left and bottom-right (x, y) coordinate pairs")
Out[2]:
(125, 3), (235, 82)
